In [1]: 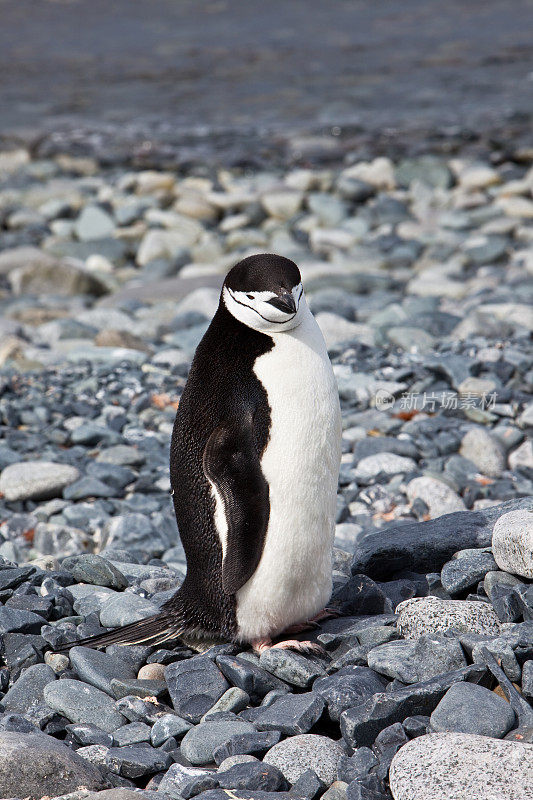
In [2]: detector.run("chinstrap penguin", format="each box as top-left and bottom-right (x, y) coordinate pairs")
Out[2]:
(58, 253), (342, 654)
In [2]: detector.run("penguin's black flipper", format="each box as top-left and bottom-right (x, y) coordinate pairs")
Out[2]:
(203, 418), (269, 595)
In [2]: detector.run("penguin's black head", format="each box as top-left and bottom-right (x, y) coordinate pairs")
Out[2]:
(222, 254), (305, 332)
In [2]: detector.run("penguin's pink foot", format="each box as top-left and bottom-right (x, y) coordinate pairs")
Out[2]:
(251, 637), (326, 656)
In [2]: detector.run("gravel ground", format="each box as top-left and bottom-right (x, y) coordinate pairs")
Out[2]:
(0, 143), (532, 800)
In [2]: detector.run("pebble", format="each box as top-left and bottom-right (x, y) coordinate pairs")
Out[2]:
(389, 732), (533, 800)
(44, 678), (127, 732)
(313, 666), (387, 721)
(62, 553), (128, 589)
(0, 461), (80, 501)
(264, 733), (345, 784)
(218, 761), (289, 792)
(492, 509), (533, 578)
(180, 718), (256, 765)
(166, 656), (230, 722)
(430, 681), (516, 738)
(354, 453), (417, 483)
(69, 646), (136, 695)
(406, 477), (465, 518)
(440, 550), (498, 594)
(259, 648), (326, 687)
(460, 428), (506, 478)
(254, 692), (325, 735)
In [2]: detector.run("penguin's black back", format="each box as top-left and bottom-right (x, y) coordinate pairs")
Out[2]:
(168, 299), (273, 639)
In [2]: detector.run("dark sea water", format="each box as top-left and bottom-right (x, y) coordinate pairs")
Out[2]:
(0, 0), (531, 164)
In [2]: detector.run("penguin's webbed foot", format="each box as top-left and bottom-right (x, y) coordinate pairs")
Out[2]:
(251, 637), (327, 656)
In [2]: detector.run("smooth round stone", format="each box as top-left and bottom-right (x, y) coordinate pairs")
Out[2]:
(264, 733), (344, 784)
(396, 597), (501, 638)
(0, 461), (80, 501)
(389, 732), (533, 800)
(492, 509), (533, 579)
(99, 593), (159, 627)
(62, 554), (128, 589)
(460, 428), (506, 478)
(44, 678), (126, 733)
(0, 731), (105, 799)
(180, 719), (256, 765)
(69, 646), (136, 695)
(406, 477), (465, 518)
(430, 682), (515, 738)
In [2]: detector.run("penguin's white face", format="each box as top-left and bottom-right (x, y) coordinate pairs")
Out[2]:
(223, 282), (305, 333)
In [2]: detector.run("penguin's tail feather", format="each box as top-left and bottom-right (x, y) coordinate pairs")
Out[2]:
(52, 612), (186, 652)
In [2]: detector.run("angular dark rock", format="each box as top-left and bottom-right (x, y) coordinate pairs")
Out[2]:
(351, 498), (533, 579)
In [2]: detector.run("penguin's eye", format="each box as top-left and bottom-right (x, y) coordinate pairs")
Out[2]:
(246, 294), (254, 300)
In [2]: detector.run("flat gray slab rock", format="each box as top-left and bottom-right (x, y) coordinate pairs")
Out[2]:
(1, 663), (56, 714)
(396, 597), (501, 638)
(0, 460), (80, 501)
(389, 732), (533, 800)
(0, 730), (105, 799)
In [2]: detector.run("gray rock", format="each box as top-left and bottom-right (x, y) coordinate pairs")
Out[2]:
(460, 428), (506, 478)
(75, 205), (115, 241)
(389, 732), (533, 800)
(354, 453), (417, 483)
(492, 509), (533, 578)
(104, 744), (172, 778)
(254, 691), (325, 735)
(62, 554), (128, 589)
(440, 550), (498, 594)
(259, 648), (326, 687)
(430, 681), (516, 738)
(157, 762), (219, 799)
(9, 259), (108, 297)
(103, 513), (173, 555)
(181, 718), (256, 765)
(396, 597), (501, 638)
(1, 664), (56, 714)
(69, 646), (136, 695)
(0, 460), (80, 501)
(216, 654), (289, 702)
(150, 713), (193, 746)
(367, 635), (466, 684)
(99, 593), (159, 627)
(351, 498), (533, 580)
(313, 666), (387, 721)
(406, 476), (465, 518)
(63, 476), (116, 500)
(203, 687), (250, 717)
(44, 678), (127, 732)
(0, 730), (105, 799)
(0, 607), (44, 635)
(112, 721), (151, 747)
(166, 656), (230, 723)
(217, 761), (288, 792)
(213, 730), (281, 765)
(264, 733), (344, 784)
(340, 665), (485, 748)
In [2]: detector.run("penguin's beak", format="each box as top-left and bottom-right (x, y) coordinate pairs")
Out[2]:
(266, 292), (297, 314)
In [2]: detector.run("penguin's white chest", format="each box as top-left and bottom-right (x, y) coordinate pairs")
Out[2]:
(235, 311), (342, 641)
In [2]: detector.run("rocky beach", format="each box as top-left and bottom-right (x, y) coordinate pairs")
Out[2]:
(0, 1), (533, 799)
